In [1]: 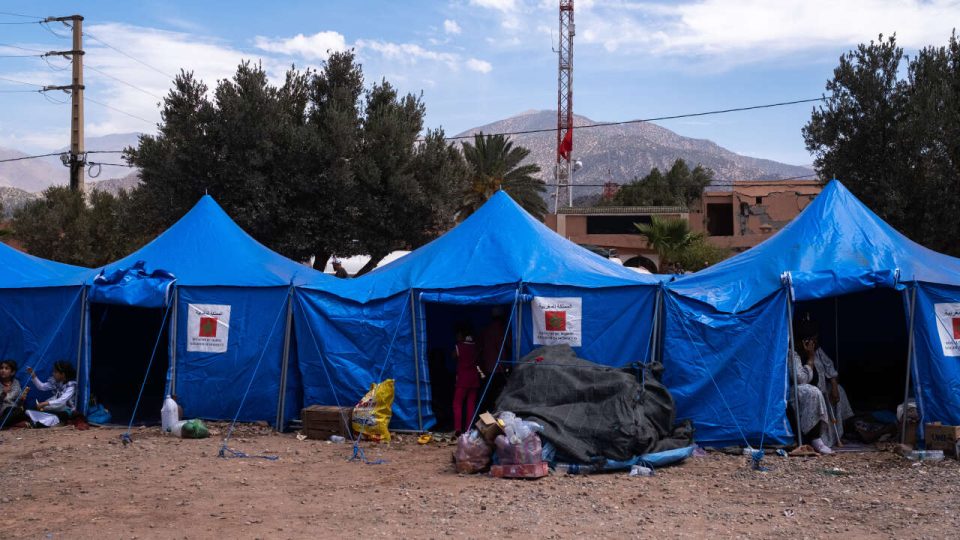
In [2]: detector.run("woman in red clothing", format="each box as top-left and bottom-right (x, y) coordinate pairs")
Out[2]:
(452, 324), (484, 435)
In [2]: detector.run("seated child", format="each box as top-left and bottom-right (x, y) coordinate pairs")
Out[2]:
(0, 359), (29, 427)
(26, 361), (78, 427)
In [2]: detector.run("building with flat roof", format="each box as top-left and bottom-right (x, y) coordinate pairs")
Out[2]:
(545, 179), (823, 272)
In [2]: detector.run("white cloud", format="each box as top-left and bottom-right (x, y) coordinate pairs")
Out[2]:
(469, 0), (519, 12)
(443, 19), (462, 35)
(253, 31), (348, 61)
(356, 39), (461, 69)
(466, 58), (493, 73)
(577, 0), (960, 60)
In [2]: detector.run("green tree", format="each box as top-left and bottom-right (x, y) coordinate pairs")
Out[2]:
(459, 133), (546, 220)
(803, 33), (960, 255)
(12, 187), (140, 266)
(127, 52), (465, 269)
(634, 217), (699, 270)
(607, 159), (714, 208)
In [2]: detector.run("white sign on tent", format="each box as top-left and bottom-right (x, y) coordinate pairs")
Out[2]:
(532, 296), (582, 347)
(187, 304), (231, 353)
(934, 302), (960, 357)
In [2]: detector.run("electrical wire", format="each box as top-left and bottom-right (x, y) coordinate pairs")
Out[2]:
(0, 152), (63, 164)
(86, 64), (164, 99)
(440, 98), (826, 141)
(0, 53), (42, 58)
(0, 75), (43, 87)
(0, 43), (47, 52)
(85, 96), (156, 125)
(83, 30), (174, 79)
(0, 11), (42, 19)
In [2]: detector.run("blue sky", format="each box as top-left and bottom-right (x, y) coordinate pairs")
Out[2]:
(1, 0), (959, 165)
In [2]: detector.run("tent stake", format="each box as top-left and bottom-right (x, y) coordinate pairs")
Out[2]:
(786, 295), (803, 448)
(900, 286), (917, 445)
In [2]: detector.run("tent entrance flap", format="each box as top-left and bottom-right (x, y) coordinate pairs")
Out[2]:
(422, 301), (514, 432)
(794, 288), (908, 414)
(89, 303), (170, 423)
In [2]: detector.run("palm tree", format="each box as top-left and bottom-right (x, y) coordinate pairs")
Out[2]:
(635, 217), (700, 272)
(459, 133), (546, 220)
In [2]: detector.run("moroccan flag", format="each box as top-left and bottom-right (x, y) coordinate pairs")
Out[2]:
(953, 317), (960, 339)
(557, 129), (573, 161)
(545, 311), (567, 332)
(199, 317), (218, 338)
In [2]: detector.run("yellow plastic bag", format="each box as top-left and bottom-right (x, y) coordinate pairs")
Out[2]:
(351, 379), (394, 442)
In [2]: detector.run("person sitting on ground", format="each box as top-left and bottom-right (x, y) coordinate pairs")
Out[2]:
(0, 359), (29, 427)
(452, 324), (484, 435)
(789, 317), (855, 453)
(26, 361), (79, 425)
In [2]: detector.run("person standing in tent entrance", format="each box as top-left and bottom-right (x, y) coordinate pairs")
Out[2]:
(479, 306), (512, 412)
(452, 324), (484, 435)
(25, 361), (79, 425)
(789, 317), (855, 453)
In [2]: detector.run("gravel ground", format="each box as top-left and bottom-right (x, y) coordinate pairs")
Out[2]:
(0, 425), (958, 539)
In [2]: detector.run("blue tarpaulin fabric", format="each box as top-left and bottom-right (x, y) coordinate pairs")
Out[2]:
(82, 196), (330, 427)
(911, 283), (960, 426)
(295, 191), (661, 430)
(664, 180), (960, 444)
(89, 261), (175, 308)
(662, 289), (792, 446)
(0, 242), (92, 401)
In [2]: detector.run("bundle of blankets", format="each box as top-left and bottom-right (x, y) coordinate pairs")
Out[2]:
(495, 345), (693, 464)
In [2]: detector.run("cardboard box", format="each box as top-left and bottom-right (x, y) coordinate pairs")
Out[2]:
(474, 411), (504, 443)
(925, 423), (960, 455)
(302, 405), (353, 440)
(489, 462), (548, 479)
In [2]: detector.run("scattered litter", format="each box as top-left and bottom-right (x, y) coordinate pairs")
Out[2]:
(628, 465), (653, 477)
(295, 433), (307, 442)
(417, 433), (432, 445)
(783, 509), (795, 518)
(821, 467), (854, 476)
(903, 449), (944, 462)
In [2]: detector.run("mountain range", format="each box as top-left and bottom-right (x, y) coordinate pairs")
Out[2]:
(453, 110), (814, 203)
(1, 112), (813, 213)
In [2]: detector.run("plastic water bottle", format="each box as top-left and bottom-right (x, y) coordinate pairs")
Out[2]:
(329, 435), (345, 443)
(170, 420), (187, 438)
(161, 395), (179, 433)
(629, 465), (654, 477)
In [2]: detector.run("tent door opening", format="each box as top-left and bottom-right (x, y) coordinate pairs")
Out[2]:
(794, 288), (908, 420)
(89, 303), (170, 424)
(423, 302), (514, 432)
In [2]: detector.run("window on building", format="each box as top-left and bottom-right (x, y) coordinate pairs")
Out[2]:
(706, 203), (734, 236)
(755, 196), (763, 205)
(586, 215), (653, 235)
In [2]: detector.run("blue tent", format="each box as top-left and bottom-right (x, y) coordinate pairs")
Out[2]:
(663, 180), (960, 445)
(295, 191), (665, 431)
(0, 242), (93, 406)
(85, 196), (331, 427)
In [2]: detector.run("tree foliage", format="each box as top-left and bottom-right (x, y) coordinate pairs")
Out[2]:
(459, 133), (546, 220)
(605, 159), (714, 208)
(13, 187), (141, 267)
(124, 52), (467, 269)
(634, 216), (729, 273)
(803, 32), (960, 256)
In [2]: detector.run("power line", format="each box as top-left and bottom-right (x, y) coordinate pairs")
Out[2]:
(0, 20), (41, 25)
(0, 43), (47, 52)
(0, 89), (39, 93)
(0, 53), (43, 58)
(0, 75), (43, 87)
(86, 96), (156, 125)
(441, 97), (826, 141)
(83, 30), (174, 79)
(0, 152), (63, 164)
(0, 11), (42, 20)
(86, 64), (164, 99)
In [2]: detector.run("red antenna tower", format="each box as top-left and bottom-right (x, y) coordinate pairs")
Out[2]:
(553, 0), (575, 211)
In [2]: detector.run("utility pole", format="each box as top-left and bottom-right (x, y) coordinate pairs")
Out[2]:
(554, 0), (574, 211)
(41, 15), (85, 192)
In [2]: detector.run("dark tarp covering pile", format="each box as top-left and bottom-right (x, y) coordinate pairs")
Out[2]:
(495, 345), (693, 463)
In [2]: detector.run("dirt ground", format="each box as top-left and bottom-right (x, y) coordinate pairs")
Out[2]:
(1, 424), (958, 539)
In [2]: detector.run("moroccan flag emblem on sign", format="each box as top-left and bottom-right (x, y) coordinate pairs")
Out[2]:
(953, 318), (960, 340)
(199, 317), (218, 338)
(545, 311), (566, 331)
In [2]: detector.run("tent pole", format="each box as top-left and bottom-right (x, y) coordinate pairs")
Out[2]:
(410, 290), (423, 432)
(514, 285), (522, 362)
(786, 294), (803, 448)
(900, 285), (918, 445)
(76, 286), (88, 414)
(276, 287), (294, 431)
(834, 296), (840, 373)
(169, 288), (179, 396)
(650, 286), (662, 364)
